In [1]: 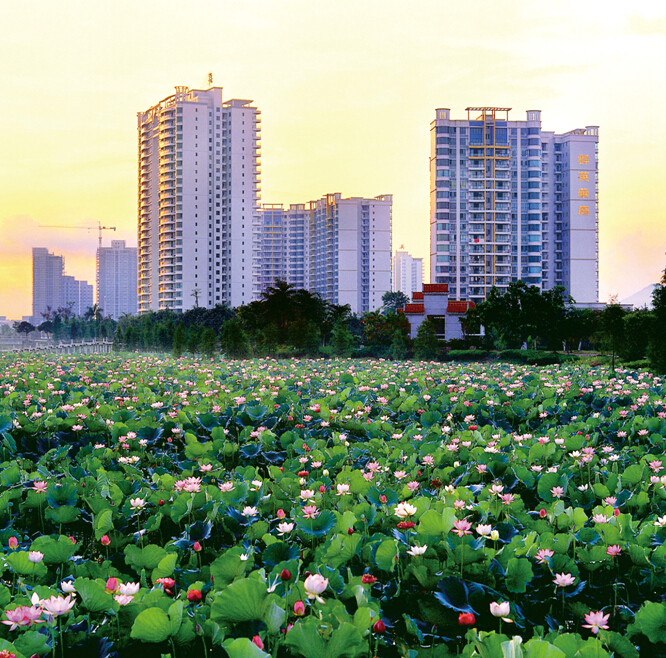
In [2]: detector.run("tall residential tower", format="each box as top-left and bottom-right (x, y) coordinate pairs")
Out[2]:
(257, 194), (392, 314)
(96, 240), (137, 319)
(137, 85), (260, 313)
(393, 249), (423, 299)
(430, 108), (599, 304)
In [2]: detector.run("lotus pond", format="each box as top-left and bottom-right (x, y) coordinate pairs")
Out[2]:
(0, 354), (664, 657)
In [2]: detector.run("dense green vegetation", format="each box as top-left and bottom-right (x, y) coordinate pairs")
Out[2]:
(0, 355), (664, 656)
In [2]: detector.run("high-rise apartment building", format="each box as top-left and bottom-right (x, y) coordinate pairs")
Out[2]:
(62, 277), (94, 318)
(138, 85), (260, 313)
(430, 108), (599, 305)
(32, 248), (64, 324)
(257, 194), (392, 314)
(97, 240), (137, 319)
(256, 204), (310, 293)
(32, 248), (93, 323)
(393, 248), (423, 298)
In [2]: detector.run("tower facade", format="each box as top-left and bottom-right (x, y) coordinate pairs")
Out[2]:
(430, 108), (599, 304)
(96, 240), (138, 319)
(256, 194), (392, 313)
(137, 86), (260, 313)
(32, 248), (64, 324)
(393, 249), (423, 298)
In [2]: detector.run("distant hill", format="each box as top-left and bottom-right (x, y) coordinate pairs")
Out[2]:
(621, 284), (658, 309)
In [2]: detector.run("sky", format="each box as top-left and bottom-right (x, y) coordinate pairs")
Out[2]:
(1, 0), (665, 320)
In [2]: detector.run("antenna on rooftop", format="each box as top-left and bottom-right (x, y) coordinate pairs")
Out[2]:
(207, 72), (213, 88)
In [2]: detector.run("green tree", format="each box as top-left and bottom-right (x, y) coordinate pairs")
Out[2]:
(220, 318), (251, 359)
(598, 299), (627, 372)
(648, 271), (666, 373)
(390, 328), (411, 360)
(413, 318), (440, 361)
(331, 319), (355, 357)
(618, 310), (654, 362)
(173, 324), (187, 358)
(382, 291), (409, 314)
(14, 321), (36, 337)
(200, 327), (218, 358)
(186, 329), (200, 355)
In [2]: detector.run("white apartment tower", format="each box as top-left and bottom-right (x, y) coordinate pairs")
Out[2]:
(138, 85), (260, 313)
(430, 108), (599, 304)
(97, 240), (138, 319)
(393, 249), (423, 298)
(256, 194), (392, 314)
(32, 248), (64, 324)
(256, 204), (310, 293)
(310, 194), (392, 314)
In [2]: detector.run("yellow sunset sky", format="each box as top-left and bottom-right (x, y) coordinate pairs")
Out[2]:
(1, 1), (665, 319)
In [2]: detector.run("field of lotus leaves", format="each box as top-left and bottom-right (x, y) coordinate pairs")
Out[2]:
(0, 353), (664, 657)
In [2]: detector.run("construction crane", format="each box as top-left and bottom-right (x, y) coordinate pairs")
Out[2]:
(38, 222), (117, 250)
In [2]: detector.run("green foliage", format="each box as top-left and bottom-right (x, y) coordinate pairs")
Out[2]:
(414, 317), (441, 361)
(172, 324), (187, 358)
(470, 282), (573, 350)
(390, 328), (411, 360)
(221, 317), (251, 358)
(618, 310), (653, 362)
(200, 327), (218, 358)
(648, 277), (666, 373)
(382, 291), (409, 314)
(331, 319), (355, 357)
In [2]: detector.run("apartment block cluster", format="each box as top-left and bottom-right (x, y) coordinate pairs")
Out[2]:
(136, 87), (599, 317)
(430, 107), (599, 306)
(137, 86), (392, 315)
(31, 241), (136, 323)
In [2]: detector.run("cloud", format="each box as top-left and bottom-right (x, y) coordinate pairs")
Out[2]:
(626, 13), (666, 36)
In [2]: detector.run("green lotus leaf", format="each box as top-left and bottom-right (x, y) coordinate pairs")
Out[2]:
(74, 577), (116, 613)
(285, 618), (366, 658)
(374, 539), (398, 572)
(210, 578), (268, 623)
(130, 606), (171, 643)
(222, 637), (271, 658)
(30, 535), (78, 564)
(124, 544), (167, 571)
(505, 557), (534, 594)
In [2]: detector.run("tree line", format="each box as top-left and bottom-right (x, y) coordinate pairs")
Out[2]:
(14, 303), (116, 342)
(466, 276), (666, 372)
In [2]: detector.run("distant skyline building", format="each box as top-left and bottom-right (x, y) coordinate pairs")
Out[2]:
(32, 247), (93, 323)
(32, 248), (64, 324)
(393, 248), (423, 298)
(430, 107), (599, 304)
(97, 240), (137, 319)
(62, 276), (93, 318)
(137, 85), (260, 313)
(257, 194), (392, 314)
(257, 203), (310, 293)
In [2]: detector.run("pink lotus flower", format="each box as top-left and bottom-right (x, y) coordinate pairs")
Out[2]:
(535, 549), (554, 564)
(550, 486), (564, 498)
(302, 505), (319, 519)
(114, 594), (134, 606)
(41, 594), (75, 618)
(2, 605), (44, 630)
(582, 610), (610, 634)
(606, 545), (621, 557)
(553, 573), (576, 587)
(31, 481), (47, 493)
(304, 574), (328, 603)
(452, 519), (473, 537)
(490, 601), (512, 620)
